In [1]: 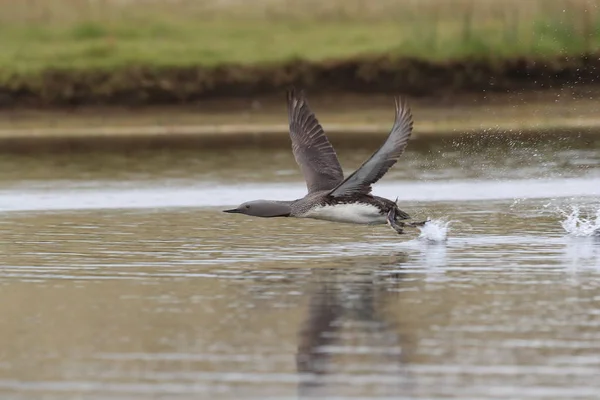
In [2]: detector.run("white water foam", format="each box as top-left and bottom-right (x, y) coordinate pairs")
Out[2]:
(417, 219), (452, 243)
(560, 206), (600, 237)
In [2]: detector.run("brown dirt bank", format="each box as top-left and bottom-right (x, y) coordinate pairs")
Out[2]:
(2, 86), (600, 154)
(2, 54), (600, 108)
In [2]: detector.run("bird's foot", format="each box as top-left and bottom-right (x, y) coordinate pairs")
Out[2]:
(405, 219), (430, 228)
(386, 210), (405, 234)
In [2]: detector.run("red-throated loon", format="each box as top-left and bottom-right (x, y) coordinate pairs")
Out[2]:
(224, 89), (426, 234)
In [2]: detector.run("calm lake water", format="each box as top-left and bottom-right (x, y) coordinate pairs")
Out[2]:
(1, 134), (600, 399)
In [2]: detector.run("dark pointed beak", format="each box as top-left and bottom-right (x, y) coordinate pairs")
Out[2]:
(223, 208), (240, 214)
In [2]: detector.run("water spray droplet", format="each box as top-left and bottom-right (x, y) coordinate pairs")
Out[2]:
(418, 219), (452, 243)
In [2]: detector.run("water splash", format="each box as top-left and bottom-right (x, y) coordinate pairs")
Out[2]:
(417, 219), (451, 243)
(559, 206), (600, 237)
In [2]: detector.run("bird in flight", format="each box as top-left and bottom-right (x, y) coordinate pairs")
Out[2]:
(224, 89), (427, 234)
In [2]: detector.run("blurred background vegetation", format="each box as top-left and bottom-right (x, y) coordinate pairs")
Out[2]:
(1, 0), (598, 73)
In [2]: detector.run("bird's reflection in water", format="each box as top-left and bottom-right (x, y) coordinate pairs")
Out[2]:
(296, 252), (415, 399)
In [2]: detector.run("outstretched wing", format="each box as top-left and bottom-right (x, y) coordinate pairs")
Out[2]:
(287, 89), (344, 193)
(328, 96), (413, 198)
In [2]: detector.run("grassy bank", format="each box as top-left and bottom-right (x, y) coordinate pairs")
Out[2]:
(2, 0), (599, 71)
(0, 0), (599, 106)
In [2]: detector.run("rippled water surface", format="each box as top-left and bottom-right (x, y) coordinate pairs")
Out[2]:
(1, 135), (600, 399)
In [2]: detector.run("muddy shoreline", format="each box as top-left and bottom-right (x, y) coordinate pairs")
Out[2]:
(2, 53), (600, 154)
(1, 53), (599, 108)
(2, 88), (600, 153)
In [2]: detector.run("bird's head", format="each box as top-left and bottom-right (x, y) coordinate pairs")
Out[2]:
(223, 200), (291, 218)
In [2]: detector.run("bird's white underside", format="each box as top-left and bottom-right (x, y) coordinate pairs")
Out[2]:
(301, 203), (387, 225)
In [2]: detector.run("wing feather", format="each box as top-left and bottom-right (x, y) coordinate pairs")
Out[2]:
(328, 96), (413, 197)
(287, 89), (344, 193)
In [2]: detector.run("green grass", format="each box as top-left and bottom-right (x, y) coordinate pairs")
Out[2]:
(0, 0), (599, 73)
